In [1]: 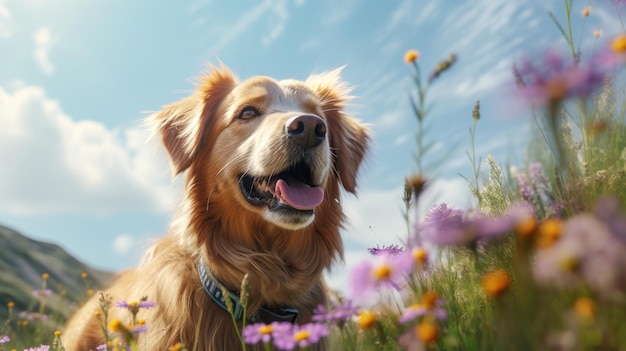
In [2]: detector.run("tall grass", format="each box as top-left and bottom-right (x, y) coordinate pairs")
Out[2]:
(3, 1), (626, 350)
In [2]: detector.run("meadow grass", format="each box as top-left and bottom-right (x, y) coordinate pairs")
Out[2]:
(3, 1), (626, 350)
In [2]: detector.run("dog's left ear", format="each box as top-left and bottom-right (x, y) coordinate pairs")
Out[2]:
(306, 68), (370, 194)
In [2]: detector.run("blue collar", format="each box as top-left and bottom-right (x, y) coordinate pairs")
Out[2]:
(197, 259), (299, 324)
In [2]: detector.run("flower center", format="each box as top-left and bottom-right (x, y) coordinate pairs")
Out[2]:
(259, 325), (273, 335)
(612, 34), (626, 53)
(373, 265), (391, 280)
(294, 330), (310, 342)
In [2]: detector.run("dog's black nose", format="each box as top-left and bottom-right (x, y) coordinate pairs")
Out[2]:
(285, 114), (327, 149)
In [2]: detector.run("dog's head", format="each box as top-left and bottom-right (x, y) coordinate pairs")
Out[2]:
(150, 64), (369, 231)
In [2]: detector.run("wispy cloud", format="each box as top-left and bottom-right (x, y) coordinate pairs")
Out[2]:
(322, 0), (362, 26)
(0, 0), (13, 37)
(210, 0), (291, 52)
(33, 27), (55, 75)
(0, 83), (175, 215)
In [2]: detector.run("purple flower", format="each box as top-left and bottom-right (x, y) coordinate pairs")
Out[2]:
(0, 335), (9, 344)
(272, 323), (328, 350)
(32, 289), (53, 298)
(421, 203), (474, 245)
(116, 301), (156, 310)
(368, 244), (404, 256)
(312, 300), (358, 324)
(243, 323), (276, 345)
(348, 252), (413, 302)
(24, 346), (50, 351)
(96, 344), (107, 351)
(514, 50), (604, 107)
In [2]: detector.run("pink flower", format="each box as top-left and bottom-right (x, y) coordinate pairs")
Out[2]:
(348, 252), (412, 302)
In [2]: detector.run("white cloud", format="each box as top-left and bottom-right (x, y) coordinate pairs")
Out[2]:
(0, 0), (14, 37)
(113, 234), (135, 255)
(0, 84), (175, 216)
(33, 27), (55, 75)
(323, 0), (362, 26)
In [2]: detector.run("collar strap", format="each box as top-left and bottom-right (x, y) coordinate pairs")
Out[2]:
(197, 259), (299, 324)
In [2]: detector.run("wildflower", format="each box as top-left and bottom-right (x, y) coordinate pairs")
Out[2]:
(416, 321), (438, 343)
(399, 291), (447, 324)
(81, 272), (89, 279)
(169, 343), (187, 351)
(573, 297), (596, 320)
(581, 6), (591, 17)
(594, 29), (602, 38)
(411, 246), (428, 267)
(115, 300), (156, 310)
(243, 323), (276, 345)
(355, 310), (377, 329)
(24, 346), (50, 351)
(406, 173), (427, 199)
(515, 50), (604, 107)
(536, 218), (563, 248)
(348, 252), (412, 301)
(312, 300), (358, 324)
(429, 53), (457, 82)
(481, 269), (511, 298)
(472, 99), (480, 121)
(42, 273), (49, 280)
(0, 335), (9, 344)
(405, 49), (419, 64)
(272, 323), (328, 350)
(368, 244), (404, 256)
(7, 301), (14, 309)
(532, 214), (626, 295)
(32, 289), (53, 297)
(421, 203), (472, 245)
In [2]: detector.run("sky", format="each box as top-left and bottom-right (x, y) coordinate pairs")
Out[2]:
(1, 0), (623, 293)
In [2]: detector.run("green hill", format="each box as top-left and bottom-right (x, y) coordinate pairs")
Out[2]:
(0, 224), (112, 322)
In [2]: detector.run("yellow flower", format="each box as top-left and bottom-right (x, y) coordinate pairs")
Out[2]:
(7, 301), (14, 308)
(611, 34), (626, 53)
(109, 319), (123, 332)
(582, 6), (591, 17)
(81, 272), (89, 279)
(412, 247), (428, 266)
(594, 29), (602, 38)
(574, 297), (596, 319)
(86, 289), (95, 296)
(415, 321), (438, 343)
(54, 330), (62, 337)
(514, 216), (537, 239)
(481, 269), (511, 298)
(42, 273), (50, 280)
(421, 291), (439, 309)
(404, 49), (419, 64)
(536, 218), (562, 249)
(169, 343), (186, 351)
(356, 310), (377, 329)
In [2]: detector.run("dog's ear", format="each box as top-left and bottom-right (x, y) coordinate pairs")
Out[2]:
(149, 64), (237, 175)
(306, 68), (370, 194)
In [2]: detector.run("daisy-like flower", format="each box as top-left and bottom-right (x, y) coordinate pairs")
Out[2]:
(514, 50), (604, 107)
(24, 346), (50, 351)
(368, 244), (404, 256)
(272, 323), (328, 350)
(399, 291), (447, 324)
(243, 322), (276, 345)
(312, 300), (358, 324)
(116, 300), (156, 310)
(348, 252), (412, 301)
(0, 335), (9, 344)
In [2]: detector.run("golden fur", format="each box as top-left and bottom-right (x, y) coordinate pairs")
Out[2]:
(62, 64), (369, 350)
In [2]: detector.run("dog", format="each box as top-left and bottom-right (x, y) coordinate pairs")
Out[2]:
(62, 64), (369, 350)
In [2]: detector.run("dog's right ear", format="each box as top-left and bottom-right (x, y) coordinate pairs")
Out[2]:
(148, 64), (237, 175)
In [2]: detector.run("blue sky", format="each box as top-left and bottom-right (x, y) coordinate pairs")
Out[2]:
(0, 0), (622, 292)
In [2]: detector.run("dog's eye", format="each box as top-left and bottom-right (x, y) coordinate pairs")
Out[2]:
(238, 107), (259, 120)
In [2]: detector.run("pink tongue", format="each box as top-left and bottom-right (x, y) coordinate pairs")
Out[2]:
(275, 179), (324, 210)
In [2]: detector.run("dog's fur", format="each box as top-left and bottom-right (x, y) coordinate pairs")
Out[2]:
(62, 64), (369, 350)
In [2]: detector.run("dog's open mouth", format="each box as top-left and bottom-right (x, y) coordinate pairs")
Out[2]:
(239, 161), (324, 212)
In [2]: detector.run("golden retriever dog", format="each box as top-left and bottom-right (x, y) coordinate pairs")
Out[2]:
(62, 64), (369, 350)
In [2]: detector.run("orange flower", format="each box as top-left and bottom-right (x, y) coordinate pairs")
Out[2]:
(481, 269), (511, 298)
(594, 29), (602, 38)
(404, 49), (419, 64)
(411, 246), (428, 266)
(536, 218), (562, 248)
(611, 34), (626, 53)
(582, 6), (591, 17)
(514, 216), (537, 239)
(356, 310), (376, 329)
(415, 321), (438, 343)
(574, 297), (596, 319)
